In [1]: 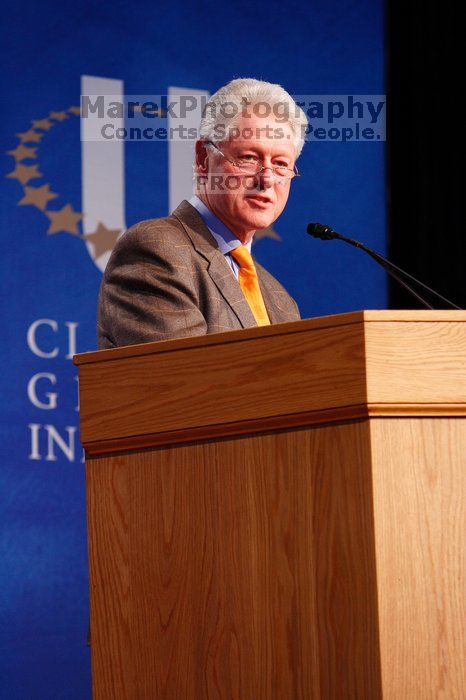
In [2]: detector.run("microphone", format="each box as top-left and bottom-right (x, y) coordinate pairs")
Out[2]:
(306, 223), (461, 310)
(307, 223), (339, 241)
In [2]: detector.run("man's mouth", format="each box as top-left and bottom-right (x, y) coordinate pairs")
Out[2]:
(245, 195), (274, 208)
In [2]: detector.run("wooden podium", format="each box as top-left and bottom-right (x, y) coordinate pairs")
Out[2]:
(75, 311), (466, 699)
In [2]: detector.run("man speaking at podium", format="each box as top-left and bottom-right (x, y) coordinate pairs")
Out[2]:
(98, 78), (308, 348)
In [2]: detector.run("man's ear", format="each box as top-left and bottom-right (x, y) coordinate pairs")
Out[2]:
(195, 140), (209, 173)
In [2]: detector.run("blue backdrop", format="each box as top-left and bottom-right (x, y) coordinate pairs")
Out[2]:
(1, 0), (386, 697)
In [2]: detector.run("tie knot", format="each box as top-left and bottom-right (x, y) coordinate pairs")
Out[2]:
(230, 245), (255, 272)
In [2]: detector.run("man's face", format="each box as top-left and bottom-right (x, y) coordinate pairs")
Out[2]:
(196, 114), (297, 243)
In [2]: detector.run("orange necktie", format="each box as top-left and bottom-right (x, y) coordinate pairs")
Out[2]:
(230, 246), (270, 326)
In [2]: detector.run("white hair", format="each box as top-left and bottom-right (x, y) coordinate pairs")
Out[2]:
(199, 78), (308, 157)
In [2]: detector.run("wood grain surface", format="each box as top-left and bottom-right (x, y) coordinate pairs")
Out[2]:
(81, 313), (466, 698)
(365, 321), (466, 403)
(370, 418), (466, 698)
(78, 321), (367, 445)
(87, 421), (383, 699)
(75, 310), (466, 367)
(76, 312), (466, 452)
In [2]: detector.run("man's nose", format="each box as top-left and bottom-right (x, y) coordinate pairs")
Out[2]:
(256, 166), (274, 190)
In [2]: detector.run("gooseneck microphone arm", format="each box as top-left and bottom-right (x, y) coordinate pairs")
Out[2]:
(306, 223), (462, 310)
(335, 234), (436, 309)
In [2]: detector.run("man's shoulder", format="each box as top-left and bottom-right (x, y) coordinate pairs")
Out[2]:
(105, 211), (199, 272)
(118, 213), (188, 247)
(110, 200), (212, 257)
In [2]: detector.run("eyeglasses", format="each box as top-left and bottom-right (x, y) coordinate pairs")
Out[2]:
(205, 141), (300, 180)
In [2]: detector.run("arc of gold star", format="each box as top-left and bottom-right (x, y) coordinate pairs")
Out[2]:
(45, 204), (82, 235)
(6, 163), (43, 185)
(19, 184), (59, 211)
(7, 144), (37, 161)
(6, 107), (86, 244)
(254, 226), (282, 243)
(84, 222), (122, 258)
(49, 111), (68, 121)
(131, 105), (167, 117)
(31, 118), (53, 131)
(16, 130), (43, 144)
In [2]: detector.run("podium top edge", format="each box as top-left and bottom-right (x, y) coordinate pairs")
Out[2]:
(74, 309), (466, 366)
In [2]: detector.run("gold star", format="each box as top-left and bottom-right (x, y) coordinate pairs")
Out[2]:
(49, 111), (69, 121)
(31, 118), (53, 131)
(68, 106), (81, 115)
(19, 184), (59, 211)
(254, 226), (281, 242)
(132, 104), (167, 117)
(16, 130), (43, 143)
(84, 222), (122, 258)
(45, 204), (82, 235)
(7, 144), (37, 161)
(6, 163), (43, 185)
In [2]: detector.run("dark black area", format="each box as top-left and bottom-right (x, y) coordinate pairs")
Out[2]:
(387, 3), (464, 309)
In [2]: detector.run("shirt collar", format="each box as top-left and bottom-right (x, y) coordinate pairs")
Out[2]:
(189, 195), (252, 254)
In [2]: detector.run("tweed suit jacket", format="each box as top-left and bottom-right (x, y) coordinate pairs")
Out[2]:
(97, 200), (301, 348)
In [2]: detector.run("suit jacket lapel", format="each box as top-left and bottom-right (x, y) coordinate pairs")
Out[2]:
(255, 259), (301, 324)
(172, 201), (258, 328)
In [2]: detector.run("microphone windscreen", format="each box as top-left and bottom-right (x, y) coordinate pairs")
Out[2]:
(306, 223), (336, 240)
